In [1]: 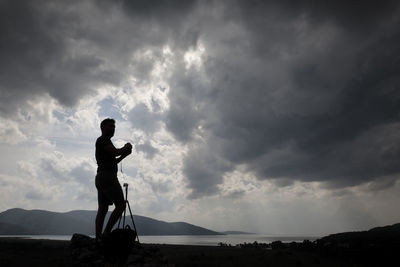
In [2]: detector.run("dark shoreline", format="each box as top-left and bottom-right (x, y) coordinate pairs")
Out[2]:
(0, 237), (373, 267)
(0, 237), (73, 267)
(0, 237), (335, 267)
(0, 234), (320, 247)
(0, 237), (399, 267)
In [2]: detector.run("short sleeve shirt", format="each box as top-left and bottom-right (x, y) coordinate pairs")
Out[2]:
(95, 136), (117, 173)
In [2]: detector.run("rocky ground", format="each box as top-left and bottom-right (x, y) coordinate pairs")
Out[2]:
(1, 233), (398, 266)
(70, 233), (170, 266)
(0, 236), (345, 267)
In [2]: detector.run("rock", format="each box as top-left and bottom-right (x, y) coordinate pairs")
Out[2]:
(70, 234), (103, 266)
(70, 233), (172, 266)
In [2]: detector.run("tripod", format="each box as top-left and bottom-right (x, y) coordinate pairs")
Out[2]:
(117, 183), (140, 243)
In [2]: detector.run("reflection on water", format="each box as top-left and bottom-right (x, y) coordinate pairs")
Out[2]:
(0, 234), (319, 246)
(139, 235), (319, 246)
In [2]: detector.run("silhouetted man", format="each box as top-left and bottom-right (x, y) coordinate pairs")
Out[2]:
(95, 118), (132, 242)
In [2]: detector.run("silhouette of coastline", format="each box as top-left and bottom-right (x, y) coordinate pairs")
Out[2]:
(0, 222), (399, 266)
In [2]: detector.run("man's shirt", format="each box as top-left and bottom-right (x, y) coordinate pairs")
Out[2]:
(95, 135), (117, 173)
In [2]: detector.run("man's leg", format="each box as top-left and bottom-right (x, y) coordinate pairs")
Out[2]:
(103, 201), (126, 235)
(95, 204), (109, 241)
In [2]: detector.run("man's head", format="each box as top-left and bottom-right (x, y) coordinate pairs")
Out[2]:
(100, 118), (115, 137)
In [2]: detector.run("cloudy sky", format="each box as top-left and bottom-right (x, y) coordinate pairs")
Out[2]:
(1, 0), (400, 235)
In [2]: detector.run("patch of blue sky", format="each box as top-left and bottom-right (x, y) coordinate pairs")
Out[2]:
(53, 109), (66, 121)
(98, 97), (124, 121)
(118, 164), (138, 178)
(46, 136), (93, 148)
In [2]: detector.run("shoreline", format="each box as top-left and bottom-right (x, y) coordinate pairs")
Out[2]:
(0, 237), (348, 267)
(2, 235), (398, 266)
(0, 234), (320, 247)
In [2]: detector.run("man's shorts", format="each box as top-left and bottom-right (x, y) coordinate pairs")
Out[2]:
(95, 171), (124, 206)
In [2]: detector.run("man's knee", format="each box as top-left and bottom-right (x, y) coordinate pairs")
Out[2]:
(115, 201), (126, 211)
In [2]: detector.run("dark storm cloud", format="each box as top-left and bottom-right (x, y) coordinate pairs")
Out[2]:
(163, 0), (400, 196)
(165, 60), (210, 142)
(2, 0), (400, 198)
(183, 144), (232, 199)
(0, 0), (198, 117)
(235, 0), (399, 30)
(0, 0), (124, 114)
(120, 0), (200, 49)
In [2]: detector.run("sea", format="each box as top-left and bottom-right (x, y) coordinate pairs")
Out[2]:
(0, 234), (319, 246)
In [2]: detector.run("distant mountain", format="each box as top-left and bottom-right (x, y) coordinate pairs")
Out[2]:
(0, 222), (31, 235)
(0, 208), (222, 236)
(221, 231), (255, 235)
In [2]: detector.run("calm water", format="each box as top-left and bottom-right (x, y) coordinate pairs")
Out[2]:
(0, 234), (319, 246)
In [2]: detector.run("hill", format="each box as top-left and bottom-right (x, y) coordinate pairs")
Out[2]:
(312, 223), (400, 266)
(0, 208), (222, 236)
(317, 222), (400, 246)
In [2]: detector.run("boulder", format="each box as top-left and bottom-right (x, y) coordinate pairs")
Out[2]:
(70, 233), (171, 266)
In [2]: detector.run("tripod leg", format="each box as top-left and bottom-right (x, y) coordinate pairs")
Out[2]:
(117, 214), (122, 228)
(123, 185), (128, 227)
(126, 200), (140, 243)
(123, 204), (126, 227)
(117, 185), (128, 229)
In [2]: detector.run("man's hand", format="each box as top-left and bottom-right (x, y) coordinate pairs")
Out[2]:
(124, 142), (133, 155)
(124, 142), (132, 148)
(117, 143), (133, 163)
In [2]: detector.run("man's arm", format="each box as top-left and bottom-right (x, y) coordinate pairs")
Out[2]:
(116, 146), (132, 164)
(104, 142), (131, 157)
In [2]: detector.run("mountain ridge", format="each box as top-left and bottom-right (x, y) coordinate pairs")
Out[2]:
(0, 208), (223, 236)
